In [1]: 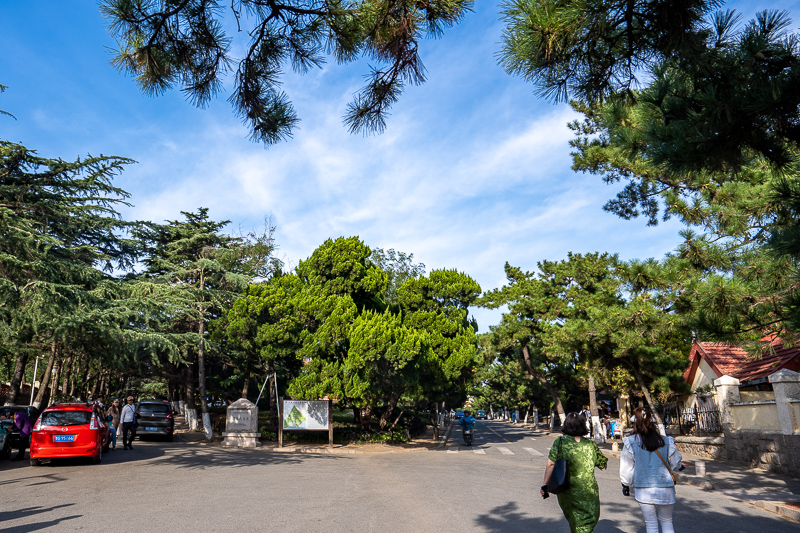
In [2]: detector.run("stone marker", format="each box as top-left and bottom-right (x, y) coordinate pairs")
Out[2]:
(221, 398), (260, 448)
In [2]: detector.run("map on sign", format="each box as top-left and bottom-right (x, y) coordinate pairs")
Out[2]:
(282, 400), (329, 430)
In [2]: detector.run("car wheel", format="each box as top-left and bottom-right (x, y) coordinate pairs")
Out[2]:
(30, 458), (41, 467)
(102, 438), (110, 453)
(167, 434), (174, 442)
(92, 448), (102, 464)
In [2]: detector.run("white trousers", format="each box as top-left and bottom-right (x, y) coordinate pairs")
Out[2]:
(637, 502), (674, 533)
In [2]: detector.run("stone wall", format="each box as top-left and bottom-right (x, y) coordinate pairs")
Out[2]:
(674, 436), (725, 460)
(723, 431), (800, 477)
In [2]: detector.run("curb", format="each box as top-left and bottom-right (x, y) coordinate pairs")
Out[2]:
(269, 445), (431, 455)
(750, 500), (800, 523)
(435, 420), (455, 449)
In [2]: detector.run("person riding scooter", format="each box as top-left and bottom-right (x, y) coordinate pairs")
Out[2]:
(460, 410), (476, 446)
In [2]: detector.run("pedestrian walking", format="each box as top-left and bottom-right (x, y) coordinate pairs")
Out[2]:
(106, 399), (121, 450)
(11, 411), (33, 461)
(120, 396), (138, 450)
(541, 412), (608, 533)
(620, 406), (682, 533)
(580, 405), (592, 437)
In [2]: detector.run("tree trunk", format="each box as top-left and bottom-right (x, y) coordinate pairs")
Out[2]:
(60, 354), (73, 397)
(522, 346), (565, 423)
(4, 352), (30, 405)
(362, 406), (375, 431)
(49, 351), (63, 402)
(91, 368), (103, 399)
(184, 359), (198, 431)
(386, 408), (406, 432)
(197, 318), (213, 441)
(633, 368), (665, 433)
(33, 342), (58, 409)
(588, 374), (603, 441)
(81, 371), (94, 402)
(241, 375), (250, 399)
(380, 394), (402, 430)
(68, 356), (81, 398)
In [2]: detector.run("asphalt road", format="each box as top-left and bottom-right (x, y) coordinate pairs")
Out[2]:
(1, 421), (796, 532)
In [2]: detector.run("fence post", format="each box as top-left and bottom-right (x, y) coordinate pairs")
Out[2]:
(278, 397), (283, 448)
(768, 369), (800, 436)
(713, 375), (740, 437)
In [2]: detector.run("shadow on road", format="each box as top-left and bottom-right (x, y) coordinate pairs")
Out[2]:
(0, 503), (81, 533)
(474, 501), (565, 532)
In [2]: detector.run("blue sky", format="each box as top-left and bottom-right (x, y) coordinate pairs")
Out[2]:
(2, 1), (797, 331)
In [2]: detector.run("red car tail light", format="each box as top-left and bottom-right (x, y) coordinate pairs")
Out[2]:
(165, 413), (173, 419)
(90, 414), (98, 430)
(33, 417), (42, 431)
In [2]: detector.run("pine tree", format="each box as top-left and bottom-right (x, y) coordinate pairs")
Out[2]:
(134, 208), (253, 438)
(101, 0), (474, 144)
(0, 140), (136, 405)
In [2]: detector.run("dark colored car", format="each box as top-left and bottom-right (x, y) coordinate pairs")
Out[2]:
(0, 405), (41, 460)
(136, 400), (175, 441)
(30, 403), (109, 465)
(476, 410), (487, 420)
(455, 409), (464, 420)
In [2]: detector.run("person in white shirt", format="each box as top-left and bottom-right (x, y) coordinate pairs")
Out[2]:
(120, 396), (138, 450)
(620, 406), (682, 533)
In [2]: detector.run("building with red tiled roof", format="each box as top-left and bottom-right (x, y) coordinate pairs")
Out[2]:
(684, 335), (800, 393)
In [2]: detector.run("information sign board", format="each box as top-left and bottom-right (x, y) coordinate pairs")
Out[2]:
(282, 400), (330, 430)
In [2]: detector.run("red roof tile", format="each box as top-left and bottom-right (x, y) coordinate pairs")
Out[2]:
(688, 336), (800, 384)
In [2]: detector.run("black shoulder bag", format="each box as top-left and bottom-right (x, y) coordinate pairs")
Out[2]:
(546, 437), (570, 494)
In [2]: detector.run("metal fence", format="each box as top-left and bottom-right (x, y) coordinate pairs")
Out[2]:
(659, 402), (722, 435)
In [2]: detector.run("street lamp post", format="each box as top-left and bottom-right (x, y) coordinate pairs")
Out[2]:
(30, 355), (44, 405)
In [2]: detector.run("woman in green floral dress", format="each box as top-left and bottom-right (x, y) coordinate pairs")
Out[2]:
(541, 412), (609, 533)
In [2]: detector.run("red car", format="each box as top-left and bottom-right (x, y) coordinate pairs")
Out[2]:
(30, 403), (110, 466)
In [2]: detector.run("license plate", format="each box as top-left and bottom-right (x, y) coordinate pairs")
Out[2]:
(145, 427), (158, 431)
(54, 435), (75, 442)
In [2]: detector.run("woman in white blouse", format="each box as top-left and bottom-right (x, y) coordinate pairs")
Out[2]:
(620, 407), (682, 533)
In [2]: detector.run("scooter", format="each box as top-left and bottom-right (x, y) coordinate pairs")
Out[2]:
(463, 428), (474, 446)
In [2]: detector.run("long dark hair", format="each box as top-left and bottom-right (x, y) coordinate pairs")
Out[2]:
(632, 406), (665, 452)
(562, 412), (587, 437)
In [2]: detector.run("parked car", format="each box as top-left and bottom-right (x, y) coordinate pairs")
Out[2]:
(0, 405), (40, 460)
(476, 410), (487, 420)
(0, 421), (10, 459)
(136, 400), (175, 441)
(30, 403), (109, 466)
(455, 409), (464, 420)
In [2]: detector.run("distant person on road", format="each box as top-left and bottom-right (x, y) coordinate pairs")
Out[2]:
(120, 396), (137, 450)
(541, 412), (608, 533)
(106, 399), (121, 451)
(460, 410), (476, 444)
(580, 405), (592, 437)
(11, 411), (33, 461)
(620, 406), (682, 533)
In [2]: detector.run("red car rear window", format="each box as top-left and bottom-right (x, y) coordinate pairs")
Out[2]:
(41, 411), (91, 427)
